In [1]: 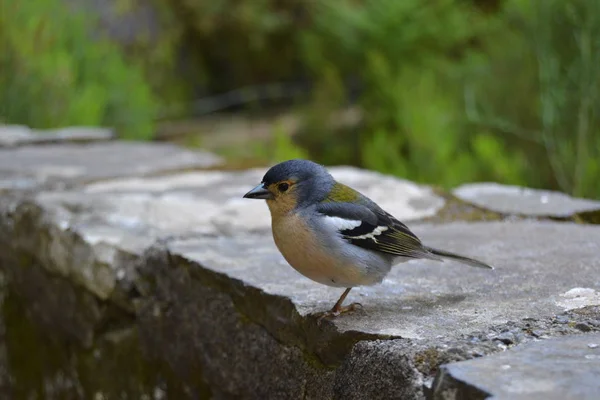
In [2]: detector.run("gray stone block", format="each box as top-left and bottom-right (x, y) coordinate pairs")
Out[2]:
(431, 332), (600, 400)
(0, 141), (223, 191)
(167, 220), (600, 341)
(1, 166), (444, 300)
(1, 143), (599, 398)
(453, 182), (600, 218)
(0, 125), (114, 147)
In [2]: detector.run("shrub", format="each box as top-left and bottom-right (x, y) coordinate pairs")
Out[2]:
(0, 0), (157, 139)
(296, 0), (599, 198)
(468, 0), (600, 198)
(298, 0), (527, 188)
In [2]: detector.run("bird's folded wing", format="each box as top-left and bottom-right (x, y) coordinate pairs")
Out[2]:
(316, 202), (438, 260)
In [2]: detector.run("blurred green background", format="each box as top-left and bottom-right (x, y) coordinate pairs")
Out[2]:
(1, 0), (599, 198)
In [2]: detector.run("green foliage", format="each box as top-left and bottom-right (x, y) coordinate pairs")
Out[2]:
(3, 0), (599, 199)
(295, 66), (353, 164)
(467, 0), (600, 198)
(298, 0), (527, 189)
(292, 0), (599, 198)
(168, 0), (308, 93)
(123, 0), (187, 105)
(0, 0), (157, 139)
(238, 123), (308, 164)
(271, 124), (309, 162)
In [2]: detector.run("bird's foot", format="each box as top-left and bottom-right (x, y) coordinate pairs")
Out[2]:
(316, 302), (363, 325)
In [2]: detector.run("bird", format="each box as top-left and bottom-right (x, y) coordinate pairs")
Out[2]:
(243, 159), (493, 320)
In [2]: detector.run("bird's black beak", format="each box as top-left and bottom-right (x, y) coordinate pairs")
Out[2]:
(243, 184), (274, 200)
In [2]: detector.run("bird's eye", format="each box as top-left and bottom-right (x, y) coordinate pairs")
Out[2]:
(278, 182), (289, 192)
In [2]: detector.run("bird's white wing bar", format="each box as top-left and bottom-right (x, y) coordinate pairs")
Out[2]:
(346, 225), (389, 242)
(315, 201), (433, 259)
(324, 214), (389, 243)
(322, 216), (362, 231)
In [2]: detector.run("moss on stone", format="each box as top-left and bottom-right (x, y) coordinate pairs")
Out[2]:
(2, 268), (212, 399)
(413, 347), (443, 376)
(575, 209), (600, 224)
(424, 187), (600, 225)
(422, 189), (506, 223)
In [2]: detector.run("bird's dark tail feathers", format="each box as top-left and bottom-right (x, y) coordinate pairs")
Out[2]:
(423, 246), (493, 269)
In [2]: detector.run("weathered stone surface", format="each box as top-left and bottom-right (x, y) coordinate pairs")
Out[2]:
(67, 166), (444, 233)
(0, 252), (189, 399)
(556, 288), (600, 311)
(453, 182), (600, 218)
(0, 124), (113, 147)
(5, 177), (600, 397)
(168, 220), (600, 340)
(2, 141), (600, 398)
(133, 224), (600, 398)
(0, 269), (10, 398)
(431, 332), (600, 400)
(1, 167), (443, 301)
(0, 141), (223, 191)
(136, 244), (336, 400)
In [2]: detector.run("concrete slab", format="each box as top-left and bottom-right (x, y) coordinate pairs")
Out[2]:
(431, 332), (600, 400)
(453, 182), (600, 218)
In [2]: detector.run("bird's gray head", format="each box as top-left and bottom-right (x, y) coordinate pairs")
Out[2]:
(243, 159), (335, 211)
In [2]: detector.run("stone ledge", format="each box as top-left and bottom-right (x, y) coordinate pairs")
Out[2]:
(167, 220), (600, 342)
(431, 332), (600, 400)
(0, 167), (443, 301)
(0, 125), (114, 147)
(1, 138), (600, 398)
(134, 240), (600, 398)
(0, 141), (223, 191)
(3, 183), (599, 397)
(453, 182), (600, 221)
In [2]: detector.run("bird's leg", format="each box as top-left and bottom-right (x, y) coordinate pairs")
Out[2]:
(317, 288), (363, 322)
(331, 287), (353, 313)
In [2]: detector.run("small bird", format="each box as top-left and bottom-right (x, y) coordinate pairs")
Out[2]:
(243, 159), (492, 319)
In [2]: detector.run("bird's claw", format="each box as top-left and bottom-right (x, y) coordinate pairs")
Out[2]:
(315, 302), (363, 325)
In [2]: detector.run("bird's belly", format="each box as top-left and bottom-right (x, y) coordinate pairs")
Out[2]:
(272, 214), (382, 287)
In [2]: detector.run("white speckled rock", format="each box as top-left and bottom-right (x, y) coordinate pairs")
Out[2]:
(74, 166), (445, 236)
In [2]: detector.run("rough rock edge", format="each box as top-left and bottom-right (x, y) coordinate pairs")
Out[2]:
(430, 368), (490, 400)
(1, 196), (138, 303)
(2, 190), (600, 398)
(136, 241), (399, 367)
